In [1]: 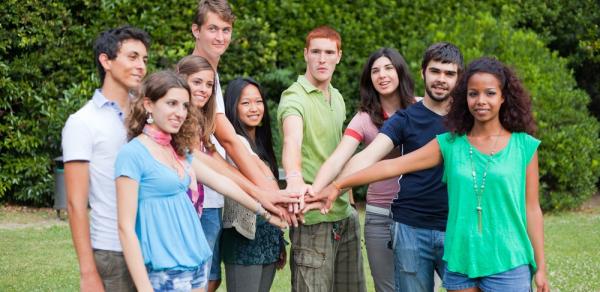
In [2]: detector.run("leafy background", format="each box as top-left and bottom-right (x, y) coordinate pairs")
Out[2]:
(1, 0), (599, 210)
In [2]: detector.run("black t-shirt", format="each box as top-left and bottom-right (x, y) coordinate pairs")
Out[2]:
(380, 101), (448, 231)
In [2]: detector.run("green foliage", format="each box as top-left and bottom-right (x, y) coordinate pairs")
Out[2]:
(1, 0), (598, 209)
(501, 0), (600, 120)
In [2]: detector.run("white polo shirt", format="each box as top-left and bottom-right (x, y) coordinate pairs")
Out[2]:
(61, 89), (127, 251)
(204, 73), (226, 208)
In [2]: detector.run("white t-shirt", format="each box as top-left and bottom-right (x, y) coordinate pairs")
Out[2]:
(61, 89), (126, 251)
(203, 73), (226, 208)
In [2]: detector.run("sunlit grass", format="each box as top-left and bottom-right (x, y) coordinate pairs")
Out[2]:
(1, 205), (598, 291)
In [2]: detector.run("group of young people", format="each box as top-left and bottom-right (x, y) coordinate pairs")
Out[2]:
(61, 0), (550, 292)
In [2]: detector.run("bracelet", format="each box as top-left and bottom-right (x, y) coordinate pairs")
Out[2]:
(254, 202), (271, 221)
(255, 201), (265, 215)
(286, 170), (302, 179)
(332, 180), (343, 193)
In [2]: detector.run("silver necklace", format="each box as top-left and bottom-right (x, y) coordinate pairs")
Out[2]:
(468, 130), (502, 233)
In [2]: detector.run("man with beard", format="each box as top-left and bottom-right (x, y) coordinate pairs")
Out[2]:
(306, 42), (463, 292)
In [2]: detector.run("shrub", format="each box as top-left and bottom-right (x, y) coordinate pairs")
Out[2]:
(1, 0), (598, 210)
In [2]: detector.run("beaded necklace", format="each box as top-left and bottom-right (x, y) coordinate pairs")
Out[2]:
(468, 129), (501, 233)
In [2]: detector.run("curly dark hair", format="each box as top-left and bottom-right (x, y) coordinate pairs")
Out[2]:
(446, 57), (536, 135)
(359, 47), (415, 128)
(127, 70), (200, 156)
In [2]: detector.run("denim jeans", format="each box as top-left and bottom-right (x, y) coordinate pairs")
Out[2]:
(200, 207), (223, 280)
(443, 264), (532, 292)
(147, 263), (209, 291)
(391, 222), (445, 292)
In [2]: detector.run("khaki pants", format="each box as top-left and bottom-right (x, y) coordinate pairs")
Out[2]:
(93, 249), (135, 292)
(290, 209), (366, 292)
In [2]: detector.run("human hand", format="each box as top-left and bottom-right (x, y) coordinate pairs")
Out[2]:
(285, 178), (313, 214)
(266, 212), (289, 229)
(534, 269), (550, 292)
(80, 271), (105, 292)
(304, 183), (339, 214)
(256, 188), (300, 218)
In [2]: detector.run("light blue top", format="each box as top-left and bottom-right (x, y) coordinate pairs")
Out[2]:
(115, 138), (212, 271)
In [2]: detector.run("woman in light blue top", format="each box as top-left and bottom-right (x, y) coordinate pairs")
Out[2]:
(115, 71), (284, 292)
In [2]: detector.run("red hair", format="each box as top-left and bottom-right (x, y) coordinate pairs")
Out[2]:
(305, 26), (341, 51)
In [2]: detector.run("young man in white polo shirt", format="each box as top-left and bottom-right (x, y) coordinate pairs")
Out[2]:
(62, 26), (149, 292)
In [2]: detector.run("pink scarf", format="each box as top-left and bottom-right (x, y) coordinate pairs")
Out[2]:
(143, 125), (201, 211)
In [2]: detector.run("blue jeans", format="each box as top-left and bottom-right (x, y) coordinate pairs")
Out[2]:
(391, 222), (445, 292)
(147, 263), (209, 291)
(200, 207), (222, 281)
(443, 265), (532, 292)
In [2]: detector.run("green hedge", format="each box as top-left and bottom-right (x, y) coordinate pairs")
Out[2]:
(1, 0), (598, 210)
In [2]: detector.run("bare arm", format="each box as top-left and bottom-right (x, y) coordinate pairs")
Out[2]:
(281, 115), (313, 224)
(312, 136), (360, 193)
(304, 134), (394, 206)
(192, 150), (297, 216)
(191, 157), (288, 229)
(215, 113), (276, 190)
(64, 161), (105, 292)
(525, 152), (549, 292)
(116, 177), (153, 292)
(307, 138), (442, 212)
(337, 133), (395, 179)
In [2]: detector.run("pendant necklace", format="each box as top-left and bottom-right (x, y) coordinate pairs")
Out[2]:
(468, 129), (502, 233)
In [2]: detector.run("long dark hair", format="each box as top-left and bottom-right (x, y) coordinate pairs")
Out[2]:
(359, 47), (415, 127)
(224, 77), (279, 179)
(447, 57), (536, 135)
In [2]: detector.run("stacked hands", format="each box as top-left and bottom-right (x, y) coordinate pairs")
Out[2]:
(261, 178), (341, 229)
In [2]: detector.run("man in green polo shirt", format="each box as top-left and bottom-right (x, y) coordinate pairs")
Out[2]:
(277, 25), (366, 292)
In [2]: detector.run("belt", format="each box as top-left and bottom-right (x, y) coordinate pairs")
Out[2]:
(365, 204), (390, 217)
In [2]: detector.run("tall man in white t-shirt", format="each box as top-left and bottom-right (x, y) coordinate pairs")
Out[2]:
(62, 26), (149, 292)
(189, 1), (292, 291)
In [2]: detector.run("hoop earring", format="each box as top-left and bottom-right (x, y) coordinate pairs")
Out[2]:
(146, 112), (154, 124)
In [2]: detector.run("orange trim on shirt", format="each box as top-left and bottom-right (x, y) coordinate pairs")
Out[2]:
(344, 128), (363, 142)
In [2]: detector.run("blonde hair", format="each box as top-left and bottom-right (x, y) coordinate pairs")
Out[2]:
(127, 71), (200, 156)
(176, 55), (217, 152)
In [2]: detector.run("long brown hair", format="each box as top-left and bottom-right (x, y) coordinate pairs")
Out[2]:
(359, 47), (415, 127)
(127, 70), (200, 156)
(176, 55), (216, 152)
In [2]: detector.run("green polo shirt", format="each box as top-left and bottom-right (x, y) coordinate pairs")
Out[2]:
(277, 75), (352, 225)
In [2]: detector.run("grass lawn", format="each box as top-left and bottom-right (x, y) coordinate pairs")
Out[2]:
(1, 203), (599, 291)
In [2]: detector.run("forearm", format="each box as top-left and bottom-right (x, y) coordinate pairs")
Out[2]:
(196, 150), (261, 196)
(336, 134), (395, 180)
(223, 142), (275, 188)
(215, 115), (274, 189)
(116, 178), (151, 291)
(527, 206), (547, 272)
(67, 205), (98, 275)
(312, 141), (356, 193)
(119, 229), (152, 291)
(205, 171), (261, 213)
(336, 158), (400, 189)
(65, 162), (98, 276)
(336, 139), (442, 189)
